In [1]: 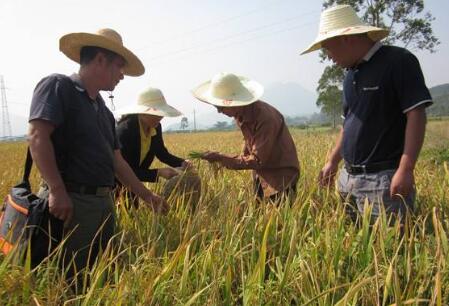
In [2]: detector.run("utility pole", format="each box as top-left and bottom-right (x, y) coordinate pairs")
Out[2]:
(0, 75), (12, 138)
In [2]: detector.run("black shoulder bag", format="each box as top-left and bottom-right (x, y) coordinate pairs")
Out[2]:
(0, 148), (64, 267)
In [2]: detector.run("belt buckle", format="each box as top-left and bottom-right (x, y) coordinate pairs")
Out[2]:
(348, 164), (366, 174)
(95, 187), (110, 196)
(357, 164), (367, 174)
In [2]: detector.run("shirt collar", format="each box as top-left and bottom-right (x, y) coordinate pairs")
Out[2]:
(69, 73), (105, 105)
(362, 41), (383, 62)
(69, 73), (86, 92)
(236, 102), (257, 124)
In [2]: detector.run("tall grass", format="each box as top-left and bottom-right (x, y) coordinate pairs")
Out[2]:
(0, 121), (448, 305)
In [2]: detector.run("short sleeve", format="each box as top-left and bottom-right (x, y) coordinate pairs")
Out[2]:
(393, 51), (433, 113)
(29, 74), (68, 127)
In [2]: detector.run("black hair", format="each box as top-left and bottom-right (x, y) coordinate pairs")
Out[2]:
(79, 46), (119, 65)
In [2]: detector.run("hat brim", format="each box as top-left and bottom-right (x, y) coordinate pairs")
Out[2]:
(300, 26), (389, 55)
(59, 32), (145, 76)
(192, 77), (264, 107)
(116, 104), (182, 118)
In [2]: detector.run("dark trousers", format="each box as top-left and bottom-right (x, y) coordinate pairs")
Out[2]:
(38, 187), (115, 292)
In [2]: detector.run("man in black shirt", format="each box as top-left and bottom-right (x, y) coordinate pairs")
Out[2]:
(28, 28), (168, 278)
(301, 5), (432, 223)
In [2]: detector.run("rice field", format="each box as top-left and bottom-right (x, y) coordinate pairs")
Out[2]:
(0, 120), (448, 305)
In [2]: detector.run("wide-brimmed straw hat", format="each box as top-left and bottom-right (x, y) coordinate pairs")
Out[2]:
(192, 72), (264, 107)
(116, 87), (182, 118)
(301, 5), (389, 55)
(59, 28), (145, 76)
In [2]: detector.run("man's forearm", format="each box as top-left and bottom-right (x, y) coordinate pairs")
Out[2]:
(220, 154), (260, 170)
(115, 151), (153, 198)
(399, 107), (427, 171)
(328, 128), (344, 165)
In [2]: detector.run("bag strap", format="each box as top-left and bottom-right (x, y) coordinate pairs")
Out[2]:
(22, 147), (33, 183)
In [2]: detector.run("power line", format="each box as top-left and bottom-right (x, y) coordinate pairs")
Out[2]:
(136, 0), (293, 50)
(148, 19), (316, 66)
(146, 11), (316, 62)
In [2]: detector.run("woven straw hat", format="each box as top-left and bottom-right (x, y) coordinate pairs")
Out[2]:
(59, 28), (145, 76)
(192, 72), (264, 107)
(116, 87), (182, 118)
(301, 5), (389, 55)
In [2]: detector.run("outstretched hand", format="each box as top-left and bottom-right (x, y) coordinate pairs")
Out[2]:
(200, 151), (223, 162)
(142, 192), (169, 215)
(318, 161), (339, 187)
(158, 167), (180, 179)
(181, 159), (194, 170)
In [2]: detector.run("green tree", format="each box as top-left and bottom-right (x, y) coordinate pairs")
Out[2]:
(213, 121), (229, 130)
(180, 116), (188, 130)
(316, 0), (440, 127)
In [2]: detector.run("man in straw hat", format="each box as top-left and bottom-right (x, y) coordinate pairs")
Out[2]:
(192, 72), (299, 203)
(115, 87), (194, 208)
(301, 5), (433, 223)
(28, 28), (168, 279)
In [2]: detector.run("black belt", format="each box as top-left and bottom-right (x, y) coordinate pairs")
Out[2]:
(65, 182), (112, 196)
(345, 160), (399, 175)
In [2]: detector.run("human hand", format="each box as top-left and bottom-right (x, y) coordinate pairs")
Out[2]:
(181, 159), (194, 170)
(158, 167), (180, 179)
(390, 168), (414, 198)
(48, 187), (73, 227)
(200, 151), (223, 162)
(318, 161), (339, 187)
(142, 192), (169, 215)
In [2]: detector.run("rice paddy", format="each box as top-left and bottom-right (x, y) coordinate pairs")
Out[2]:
(0, 120), (448, 305)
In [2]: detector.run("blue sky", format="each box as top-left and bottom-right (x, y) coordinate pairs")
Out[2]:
(0, 0), (448, 135)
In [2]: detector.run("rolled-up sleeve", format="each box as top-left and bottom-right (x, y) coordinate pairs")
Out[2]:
(221, 116), (279, 170)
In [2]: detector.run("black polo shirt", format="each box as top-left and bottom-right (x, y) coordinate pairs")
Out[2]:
(342, 44), (433, 165)
(29, 73), (119, 186)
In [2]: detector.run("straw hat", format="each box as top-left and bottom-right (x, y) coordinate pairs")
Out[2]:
(301, 5), (389, 55)
(192, 72), (264, 107)
(116, 87), (182, 118)
(59, 28), (145, 76)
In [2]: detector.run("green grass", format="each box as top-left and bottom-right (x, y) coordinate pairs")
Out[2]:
(0, 121), (448, 305)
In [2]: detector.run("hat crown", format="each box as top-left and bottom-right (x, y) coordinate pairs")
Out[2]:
(96, 28), (124, 46)
(138, 87), (166, 108)
(319, 5), (364, 35)
(210, 73), (246, 100)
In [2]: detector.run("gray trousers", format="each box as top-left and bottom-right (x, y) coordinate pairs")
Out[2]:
(64, 192), (116, 276)
(38, 187), (116, 277)
(337, 167), (415, 223)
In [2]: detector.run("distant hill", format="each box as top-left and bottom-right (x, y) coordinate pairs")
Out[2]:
(263, 82), (318, 116)
(428, 83), (449, 117)
(166, 82), (318, 131)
